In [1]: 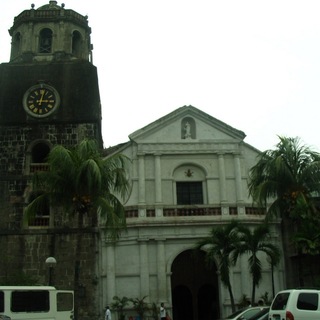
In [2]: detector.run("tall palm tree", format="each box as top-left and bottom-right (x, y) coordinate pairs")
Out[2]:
(248, 136), (320, 287)
(196, 221), (240, 313)
(25, 139), (130, 234)
(232, 224), (280, 306)
(25, 139), (130, 317)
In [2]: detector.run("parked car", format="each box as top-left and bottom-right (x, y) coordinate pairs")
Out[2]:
(269, 289), (320, 320)
(246, 307), (269, 320)
(224, 306), (269, 320)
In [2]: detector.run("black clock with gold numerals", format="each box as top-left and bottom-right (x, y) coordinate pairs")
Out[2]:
(23, 83), (60, 118)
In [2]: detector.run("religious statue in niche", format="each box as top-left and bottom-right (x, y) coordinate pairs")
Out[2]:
(184, 121), (192, 139)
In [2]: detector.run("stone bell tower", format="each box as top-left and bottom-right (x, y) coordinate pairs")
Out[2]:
(0, 0), (102, 139)
(0, 2), (102, 319)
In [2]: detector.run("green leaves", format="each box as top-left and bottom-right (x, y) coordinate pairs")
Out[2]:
(25, 139), (130, 239)
(196, 221), (280, 308)
(248, 136), (320, 220)
(195, 220), (240, 312)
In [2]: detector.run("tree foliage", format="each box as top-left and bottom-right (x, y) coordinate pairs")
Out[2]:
(196, 221), (280, 309)
(248, 136), (320, 286)
(111, 296), (130, 320)
(232, 224), (280, 305)
(130, 296), (149, 320)
(25, 139), (130, 238)
(196, 220), (240, 312)
(248, 136), (320, 220)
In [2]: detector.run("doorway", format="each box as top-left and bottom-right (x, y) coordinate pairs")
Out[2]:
(171, 250), (219, 320)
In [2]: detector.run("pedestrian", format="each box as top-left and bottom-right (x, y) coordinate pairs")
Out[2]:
(105, 306), (112, 320)
(160, 303), (166, 320)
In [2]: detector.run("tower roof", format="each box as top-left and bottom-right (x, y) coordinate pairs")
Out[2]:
(37, 1), (63, 10)
(9, 1), (89, 36)
(7, 0), (92, 64)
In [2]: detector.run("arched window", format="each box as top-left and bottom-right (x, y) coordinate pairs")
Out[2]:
(28, 192), (50, 216)
(32, 142), (50, 163)
(27, 191), (50, 227)
(72, 30), (82, 58)
(27, 141), (51, 174)
(11, 32), (21, 59)
(25, 140), (52, 227)
(173, 165), (206, 205)
(39, 28), (53, 53)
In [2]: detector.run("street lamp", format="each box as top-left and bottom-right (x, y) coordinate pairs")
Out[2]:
(45, 257), (57, 286)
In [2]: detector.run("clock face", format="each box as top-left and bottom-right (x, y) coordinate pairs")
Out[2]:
(23, 84), (60, 118)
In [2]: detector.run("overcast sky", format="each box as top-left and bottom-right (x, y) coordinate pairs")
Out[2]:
(1, 1), (320, 151)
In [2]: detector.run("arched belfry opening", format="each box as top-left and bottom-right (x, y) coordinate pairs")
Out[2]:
(72, 30), (82, 58)
(11, 32), (21, 60)
(171, 249), (220, 320)
(39, 28), (53, 53)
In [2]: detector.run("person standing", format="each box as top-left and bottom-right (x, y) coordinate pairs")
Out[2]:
(105, 306), (112, 320)
(160, 303), (166, 320)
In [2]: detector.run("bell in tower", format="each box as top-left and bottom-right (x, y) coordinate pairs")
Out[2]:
(9, 0), (93, 63)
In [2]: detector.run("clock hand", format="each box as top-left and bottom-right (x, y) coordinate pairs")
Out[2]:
(38, 90), (45, 105)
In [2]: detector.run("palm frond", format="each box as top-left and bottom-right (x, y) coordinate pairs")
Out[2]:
(24, 193), (49, 223)
(249, 136), (320, 220)
(25, 139), (129, 239)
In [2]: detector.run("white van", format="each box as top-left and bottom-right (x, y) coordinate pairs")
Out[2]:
(0, 286), (74, 320)
(269, 289), (320, 320)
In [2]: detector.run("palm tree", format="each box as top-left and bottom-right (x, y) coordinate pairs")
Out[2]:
(248, 136), (320, 218)
(248, 136), (320, 287)
(130, 296), (149, 320)
(25, 139), (130, 235)
(111, 296), (130, 320)
(232, 224), (280, 306)
(196, 221), (240, 313)
(25, 139), (130, 317)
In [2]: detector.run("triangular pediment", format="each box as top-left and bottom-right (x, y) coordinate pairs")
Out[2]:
(129, 105), (246, 144)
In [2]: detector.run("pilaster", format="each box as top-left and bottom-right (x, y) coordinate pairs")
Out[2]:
(138, 153), (146, 204)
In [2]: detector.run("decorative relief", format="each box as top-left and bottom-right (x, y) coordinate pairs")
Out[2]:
(184, 169), (194, 177)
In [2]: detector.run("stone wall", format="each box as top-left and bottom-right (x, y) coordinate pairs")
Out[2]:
(0, 229), (100, 319)
(0, 122), (103, 320)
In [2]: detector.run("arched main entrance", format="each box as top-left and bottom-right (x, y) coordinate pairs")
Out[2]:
(171, 250), (219, 320)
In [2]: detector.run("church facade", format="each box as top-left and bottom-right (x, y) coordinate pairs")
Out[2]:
(0, 2), (285, 320)
(100, 105), (285, 319)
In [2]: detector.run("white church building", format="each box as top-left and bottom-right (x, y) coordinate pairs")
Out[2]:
(99, 105), (284, 320)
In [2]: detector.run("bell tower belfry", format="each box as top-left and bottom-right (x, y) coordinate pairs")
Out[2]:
(9, 0), (93, 63)
(0, 0), (102, 145)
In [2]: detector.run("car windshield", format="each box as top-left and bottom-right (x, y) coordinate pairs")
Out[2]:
(226, 307), (268, 320)
(247, 308), (269, 320)
(226, 308), (248, 319)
